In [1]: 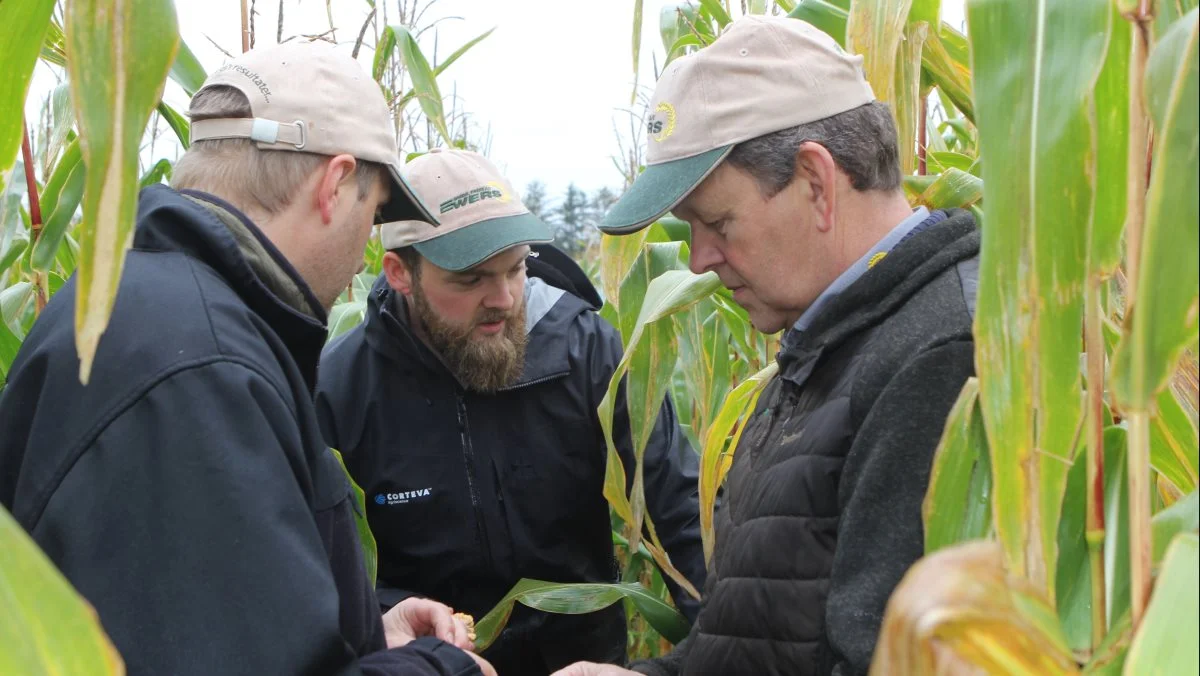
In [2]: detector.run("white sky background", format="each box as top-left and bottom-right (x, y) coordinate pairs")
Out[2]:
(26, 0), (966, 205)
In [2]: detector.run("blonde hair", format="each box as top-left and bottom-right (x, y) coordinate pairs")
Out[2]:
(171, 86), (385, 214)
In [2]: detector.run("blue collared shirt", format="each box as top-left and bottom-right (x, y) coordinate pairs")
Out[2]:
(785, 206), (933, 345)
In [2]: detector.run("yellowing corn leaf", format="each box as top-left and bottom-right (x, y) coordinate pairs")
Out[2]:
(967, 0), (1109, 597)
(698, 361), (777, 563)
(894, 21), (929, 175)
(847, 0), (914, 105)
(0, 505), (124, 675)
(66, 0), (180, 384)
(871, 541), (1080, 675)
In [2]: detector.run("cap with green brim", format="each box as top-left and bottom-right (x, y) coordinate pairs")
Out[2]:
(380, 148), (553, 271)
(600, 146), (732, 234)
(599, 15), (876, 235)
(413, 212), (553, 272)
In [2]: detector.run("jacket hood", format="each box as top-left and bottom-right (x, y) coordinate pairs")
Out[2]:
(778, 209), (980, 383)
(133, 184), (329, 391)
(361, 243), (599, 390)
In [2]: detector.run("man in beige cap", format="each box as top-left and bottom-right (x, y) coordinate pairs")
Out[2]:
(315, 148), (707, 675)
(0, 42), (494, 676)
(555, 14), (980, 676)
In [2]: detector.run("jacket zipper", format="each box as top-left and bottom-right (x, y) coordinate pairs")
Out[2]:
(456, 392), (495, 568)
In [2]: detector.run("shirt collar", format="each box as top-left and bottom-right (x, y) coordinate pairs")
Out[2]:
(786, 206), (931, 343)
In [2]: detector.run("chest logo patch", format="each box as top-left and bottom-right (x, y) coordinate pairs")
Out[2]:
(374, 488), (434, 506)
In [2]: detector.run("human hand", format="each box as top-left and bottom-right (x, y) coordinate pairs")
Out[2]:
(382, 597), (475, 652)
(550, 662), (640, 676)
(466, 651), (499, 676)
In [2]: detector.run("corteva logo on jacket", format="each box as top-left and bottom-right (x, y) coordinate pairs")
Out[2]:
(374, 488), (434, 506)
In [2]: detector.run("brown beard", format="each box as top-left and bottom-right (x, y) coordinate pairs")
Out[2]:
(409, 282), (528, 393)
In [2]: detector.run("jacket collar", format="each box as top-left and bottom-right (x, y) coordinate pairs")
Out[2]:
(133, 184), (329, 392)
(777, 209), (981, 388)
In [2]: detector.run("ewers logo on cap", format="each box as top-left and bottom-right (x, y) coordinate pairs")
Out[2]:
(439, 182), (511, 214)
(380, 149), (553, 272)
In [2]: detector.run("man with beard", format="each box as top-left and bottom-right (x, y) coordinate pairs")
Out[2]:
(315, 148), (706, 675)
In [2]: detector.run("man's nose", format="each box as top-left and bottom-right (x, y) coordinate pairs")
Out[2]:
(689, 228), (725, 275)
(482, 278), (515, 311)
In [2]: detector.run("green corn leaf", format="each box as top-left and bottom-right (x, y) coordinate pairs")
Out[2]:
(1150, 385), (1200, 496)
(327, 299), (367, 342)
(169, 36), (207, 97)
(699, 0), (733, 27)
(156, 100), (190, 148)
(675, 299), (730, 447)
(788, 0), (849, 46)
(660, 2), (703, 56)
(922, 27), (975, 123)
(389, 26), (452, 145)
(38, 137), (82, 219)
(1089, 2), (1131, 276)
(0, 505), (124, 674)
(31, 159), (86, 272)
(846, 0), (914, 105)
(1123, 533), (1200, 673)
(45, 84), (76, 169)
(40, 18), (68, 68)
(1056, 421), (1126, 653)
(910, 0), (940, 26)
(473, 578), (690, 653)
(599, 230), (651, 314)
(1082, 609), (1132, 675)
(967, 0), (1109, 598)
(1151, 489), (1199, 566)
(926, 151), (977, 174)
(1111, 8), (1200, 414)
(67, 0), (180, 384)
(923, 378), (993, 553)
(373, 25), (396, 82)
(616, 240), (684, 344)
(916, 167), (983, 209)
(138, 158), (173, 189)
(1, 282), (34, 331)
(432, 27), (494, 79)
(0, 0), (56, 175)
(1, 193), (29, 278)
(330, 449), (376, 584)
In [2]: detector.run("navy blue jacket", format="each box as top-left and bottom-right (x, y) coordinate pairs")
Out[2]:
(315, 246), (706, 675)
(0, 185), (479, 676)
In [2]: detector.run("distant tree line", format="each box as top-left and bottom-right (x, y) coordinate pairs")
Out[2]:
(522, 181), (619, 261)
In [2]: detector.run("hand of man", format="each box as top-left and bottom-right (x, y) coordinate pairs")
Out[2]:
(382, 597), (475, 652)
(550, 662), (640, 676)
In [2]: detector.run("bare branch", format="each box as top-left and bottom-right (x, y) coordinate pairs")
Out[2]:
(351, 10), (376, 59)
(205, 33), (238, 60)
(277, 0), (284, 43)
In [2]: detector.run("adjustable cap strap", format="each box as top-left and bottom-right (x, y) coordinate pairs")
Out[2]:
(190, 117), (307, 149)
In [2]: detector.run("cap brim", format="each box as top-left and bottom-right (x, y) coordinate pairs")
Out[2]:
(414, 212), (554, 272)
(600, 145), (733, 235)
(379, 163), (440, 225)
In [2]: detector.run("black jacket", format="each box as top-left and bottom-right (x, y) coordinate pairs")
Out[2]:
(314, 246), (707, 675)
(633, 210), (981, 676)
(0, 185), (479, 676)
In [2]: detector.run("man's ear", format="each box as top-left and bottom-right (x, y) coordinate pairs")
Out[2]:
(382, 251), (416, 295)
(316, 154), (359, 225)
(794, 141), (838, 233)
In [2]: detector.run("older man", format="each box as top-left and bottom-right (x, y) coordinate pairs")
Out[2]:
(316, 149), (706, 675)
(557, 15), (980, 676)
(0, 43), (490, 676)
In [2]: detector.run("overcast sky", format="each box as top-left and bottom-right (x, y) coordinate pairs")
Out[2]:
(26, 0), (965, 205)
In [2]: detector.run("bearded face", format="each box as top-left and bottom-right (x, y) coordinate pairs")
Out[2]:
(408, 275), (528, 393)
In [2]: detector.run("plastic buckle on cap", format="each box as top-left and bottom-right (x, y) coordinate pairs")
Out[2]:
(291, 120), (307, 150)
(250, 118), (281, 144)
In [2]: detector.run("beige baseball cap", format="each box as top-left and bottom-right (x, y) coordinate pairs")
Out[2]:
(379, 149), (553, 271)
(188, 41), (437, 226)
(601, 15), (875, 234)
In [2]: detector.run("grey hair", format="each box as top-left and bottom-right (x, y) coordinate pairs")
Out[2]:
(725, 101), (902, 198)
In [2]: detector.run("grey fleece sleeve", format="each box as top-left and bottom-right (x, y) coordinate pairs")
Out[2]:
(826, 340), (976, 675)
